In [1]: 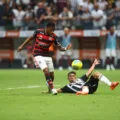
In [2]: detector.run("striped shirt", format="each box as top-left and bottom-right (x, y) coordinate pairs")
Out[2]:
(61, 75), (88, 93)
(32, 29), (60, 57)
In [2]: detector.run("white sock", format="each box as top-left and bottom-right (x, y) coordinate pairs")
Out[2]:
(99, 75), (112, 86)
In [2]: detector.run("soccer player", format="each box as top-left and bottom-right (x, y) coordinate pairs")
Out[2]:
(105, 27), (117, 71)
(17, 22), (72, 95)
(57, 59), (119, 95)
(58, 27), (72, 70)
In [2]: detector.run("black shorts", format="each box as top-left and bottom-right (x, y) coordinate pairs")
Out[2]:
(84, 76), (99, 94)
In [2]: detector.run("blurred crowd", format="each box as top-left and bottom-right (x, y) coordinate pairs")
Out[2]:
(0, 0), (120, 30)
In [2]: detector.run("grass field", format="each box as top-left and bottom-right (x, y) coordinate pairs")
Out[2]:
(0, 69), (120, 120)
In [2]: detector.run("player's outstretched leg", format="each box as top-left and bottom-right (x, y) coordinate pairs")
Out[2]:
(43, 68), (57, 95)
(93, 71), (119, 90)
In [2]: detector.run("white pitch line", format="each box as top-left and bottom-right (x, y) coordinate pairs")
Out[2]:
(0, 85), (61, 91)
(0, 82), (105, 91)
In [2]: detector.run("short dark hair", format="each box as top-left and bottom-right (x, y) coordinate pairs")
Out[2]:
(68, 71), (76, 76)
(46, 22), (55, 27)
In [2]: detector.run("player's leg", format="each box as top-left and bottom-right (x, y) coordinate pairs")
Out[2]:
(94, 71), (119, 90)
(45, 57), (55, 82)
(50, 72), (54, 82)
(105, 49), (111, 71)
(45, 57), (57, 94)
(33, 56), (57, 95)
(110, 49), (116, 70)
(66, 50), (72, 70)
(58, 52), (64, 70)
(47, 72), (54, 93)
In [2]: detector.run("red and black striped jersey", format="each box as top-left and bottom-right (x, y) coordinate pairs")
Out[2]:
(32, 29), (60, 57)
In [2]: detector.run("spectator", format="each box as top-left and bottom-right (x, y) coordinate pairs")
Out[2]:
(77, 5), (84, 16)
(91, 4), (106, 30)
(115, 0), (120, 8)
(81, 8), (93, 29)
(48, 1), (56, 14)
(0, 1), (5, 30)
(68, 0), (78, 14)
(53, 12), (61, 29)
(12, 5), (25, 29)
(75, 5), (84, 29)
(54, 0), (68, 13)
(8, 0), (16, 8)
(115, 0), (120, 28)
(44, 6), (54, 23)
(59, 7), (73, 28)
(97, 0), (108, 11)
(105, 3), (115, 29)
(3, 3), (14, 30)
(15, 0), (31, 9)
(29, 0), (37, 9)
(16, 0), (30, 5)
(85, 0), (94, 12)
(47, 0), (54, 6)
(58, 27), (72, 70)
(77, 0), (84, 6)
(11, 1), (17, 10)
(80, 0), (89, 10)
(35, 2), (46, 28)
(105, 27), (117, 71)
(23, 5), (35, 30)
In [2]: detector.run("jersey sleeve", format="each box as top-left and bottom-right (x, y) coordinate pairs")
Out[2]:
(32, 29), (38, 38)
(61, 85), (75, 93)
(79, 74), (88, 82)
(54, 36), (61, 46)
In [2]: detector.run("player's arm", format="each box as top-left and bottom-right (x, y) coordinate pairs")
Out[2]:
(57, 85), (69, 93)
(57, 44), (72, 51)
(54, 36), (72, 51)
(18, 36), (34, 51)
(76, 86), (89, 95)
(17, 35), (35, 52)
(17, 29), (38, 52)
(57, 88), (62, 93)
(86, 58), (100, 77)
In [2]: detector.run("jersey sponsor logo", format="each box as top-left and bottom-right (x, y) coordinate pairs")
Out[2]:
(39, 43), (49, 48)
(39, 32), (44, 34)
(38, 37), (42, 40)
(37, 35), (43, 40)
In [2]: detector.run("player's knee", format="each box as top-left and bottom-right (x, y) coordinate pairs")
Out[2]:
(43, 67), (49, 74)
(93, 71), (101, 79)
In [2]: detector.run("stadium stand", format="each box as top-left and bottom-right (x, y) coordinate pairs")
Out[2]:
(0, 0), (120, 69)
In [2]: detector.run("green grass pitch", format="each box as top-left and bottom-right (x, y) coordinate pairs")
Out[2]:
(0, 69), (120, 120)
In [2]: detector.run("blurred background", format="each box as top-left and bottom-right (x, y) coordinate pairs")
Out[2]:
(0, 0), (120, 70)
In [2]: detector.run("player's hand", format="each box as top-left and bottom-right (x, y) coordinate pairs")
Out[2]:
(17, 46), (23, 52)
(66, 44), (72, 50)
(93, 58), (100, 65)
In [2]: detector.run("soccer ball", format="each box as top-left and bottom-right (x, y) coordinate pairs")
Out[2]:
(71, 60), (83, 70)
